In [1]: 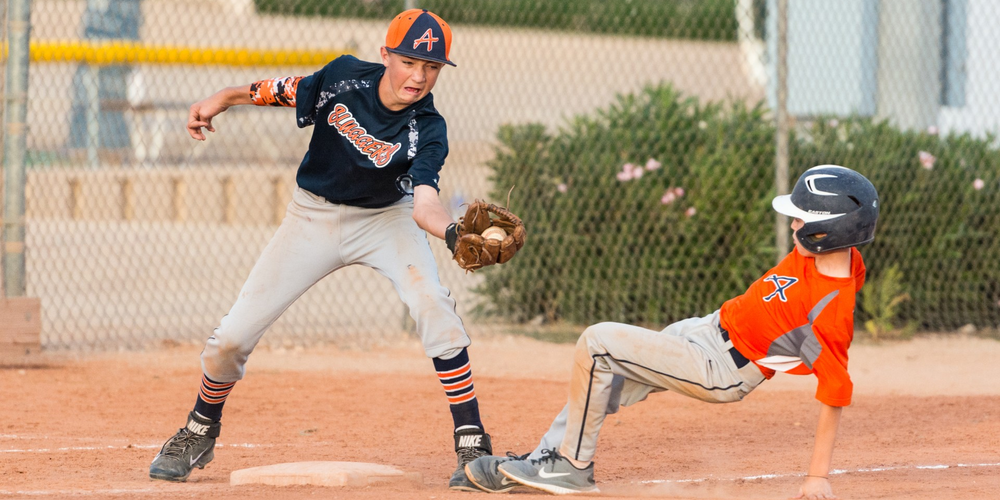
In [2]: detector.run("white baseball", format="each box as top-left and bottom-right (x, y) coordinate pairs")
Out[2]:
(482, 227), (507, 241)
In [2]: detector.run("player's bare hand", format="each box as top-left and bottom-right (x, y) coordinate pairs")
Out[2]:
(187, 95), (230, 141)
(791, 476), (837, 499)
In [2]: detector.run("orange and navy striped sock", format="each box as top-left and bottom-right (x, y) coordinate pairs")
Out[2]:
(192, 374), (236, 422)
(433, 348), (483, 430)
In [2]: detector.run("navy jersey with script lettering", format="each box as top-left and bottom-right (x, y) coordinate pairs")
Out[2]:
(292, 55), (448, 208)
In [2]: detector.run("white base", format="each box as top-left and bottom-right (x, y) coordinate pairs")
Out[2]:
(230, 461), (422, 487)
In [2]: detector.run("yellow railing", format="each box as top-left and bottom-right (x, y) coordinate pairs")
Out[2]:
(0, 40), (353, 66)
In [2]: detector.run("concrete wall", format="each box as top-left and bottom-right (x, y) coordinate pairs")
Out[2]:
(940, 0), (1000, 137)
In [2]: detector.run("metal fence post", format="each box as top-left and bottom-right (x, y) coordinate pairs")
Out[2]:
(774, 0), (790, 263)
(3, 0), (32, 298)
(400, 0), (417, 333)
(84, 65), (100, 168)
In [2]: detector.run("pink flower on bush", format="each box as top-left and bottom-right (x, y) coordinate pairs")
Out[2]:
(827, 119), (839, 128)
(973, 178), (985, 191)
(918, 151), (936, 170)
(661, 187), (685, 205)
(557, 183), (569, 193)
(617, 163), (640, 181)
(927, 125), (939, 135)
(645, 158), (662, 171)
(685, 207), (697, 217)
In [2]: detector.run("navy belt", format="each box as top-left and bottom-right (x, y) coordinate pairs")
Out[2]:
(720, 327), (751, 369)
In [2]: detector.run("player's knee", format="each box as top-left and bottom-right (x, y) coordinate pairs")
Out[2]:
(581, 322), (616, 338)
(404, 281), (451, 311)
(202, 335), (243, 361)
(578, 322), (615, 350)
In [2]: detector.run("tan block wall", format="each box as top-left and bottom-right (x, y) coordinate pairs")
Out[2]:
(28, 166), (297, 226)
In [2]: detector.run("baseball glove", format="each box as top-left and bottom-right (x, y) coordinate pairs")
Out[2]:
(449, 200), (526, 272)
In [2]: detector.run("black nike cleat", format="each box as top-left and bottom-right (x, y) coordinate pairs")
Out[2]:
(149, 411), (221, 482)
(449, 427), (492, 491)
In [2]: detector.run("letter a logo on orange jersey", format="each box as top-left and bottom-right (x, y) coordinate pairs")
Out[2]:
(413, 29), (439, 51)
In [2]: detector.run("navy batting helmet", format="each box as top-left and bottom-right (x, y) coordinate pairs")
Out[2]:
(772, 165), (879, 254)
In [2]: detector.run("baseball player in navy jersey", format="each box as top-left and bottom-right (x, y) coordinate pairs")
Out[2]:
(465, 166), (879, 499)
(149, 10), (495, 490)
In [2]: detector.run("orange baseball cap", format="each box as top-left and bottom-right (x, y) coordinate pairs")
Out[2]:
(385, 9), (456, 67)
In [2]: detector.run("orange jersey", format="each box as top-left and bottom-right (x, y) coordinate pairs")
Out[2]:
(720, 248), (865, 406)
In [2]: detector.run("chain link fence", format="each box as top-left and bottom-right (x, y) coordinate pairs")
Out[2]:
(2, 0), (998, 350)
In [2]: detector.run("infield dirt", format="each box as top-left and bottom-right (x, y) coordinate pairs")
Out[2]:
(2, 333), (998, 499)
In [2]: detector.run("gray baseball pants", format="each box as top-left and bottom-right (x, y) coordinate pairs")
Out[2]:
(201, 187), (470, 382)
(529, 310), (766, 463)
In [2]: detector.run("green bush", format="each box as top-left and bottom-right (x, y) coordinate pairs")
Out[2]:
(481, 85), (1000, 331)
(480, 86), (777, 326)
(254, 0), (737, 41)
(860, 264), (914, 341)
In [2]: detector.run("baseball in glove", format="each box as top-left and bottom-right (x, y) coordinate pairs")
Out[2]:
(445, 199), (526, 272)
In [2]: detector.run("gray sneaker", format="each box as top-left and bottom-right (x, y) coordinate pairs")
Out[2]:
(449, 428), (493, 491)
(464, 452), (530, 493)
(498, 449), (599, 495)
(149, 412), (220, 482)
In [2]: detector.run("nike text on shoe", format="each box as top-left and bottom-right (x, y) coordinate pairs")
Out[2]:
(464, 452), (530, 493)
(149, 411), (221, 482)
(498, 448), (599, 495)
(449, 428), (493, 492)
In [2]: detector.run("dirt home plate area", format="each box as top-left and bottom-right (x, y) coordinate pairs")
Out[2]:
(1, 334), (998, 499)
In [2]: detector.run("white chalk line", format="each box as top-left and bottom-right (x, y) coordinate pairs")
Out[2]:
(3, 462), (998, 497)
(0, 433), (350, 453)
(0, 434), (107, 440)
(0, 438), (376, 497)
(0, 485), (218, 497)
(0, 442), (336, 453)
(6, 435), (997, 494)
(639, 462), (1000, 485)
(0, 434), (165, 442)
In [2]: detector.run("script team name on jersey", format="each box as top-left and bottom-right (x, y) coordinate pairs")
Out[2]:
(327, 103), (402, 168)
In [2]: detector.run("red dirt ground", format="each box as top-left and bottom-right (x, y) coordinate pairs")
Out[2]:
(2, 334), (998, 499)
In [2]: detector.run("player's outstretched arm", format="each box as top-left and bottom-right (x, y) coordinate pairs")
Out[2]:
(793, 403), (843, 500)
(412, 185), (454, 240)
(187, 85), (253, 141)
